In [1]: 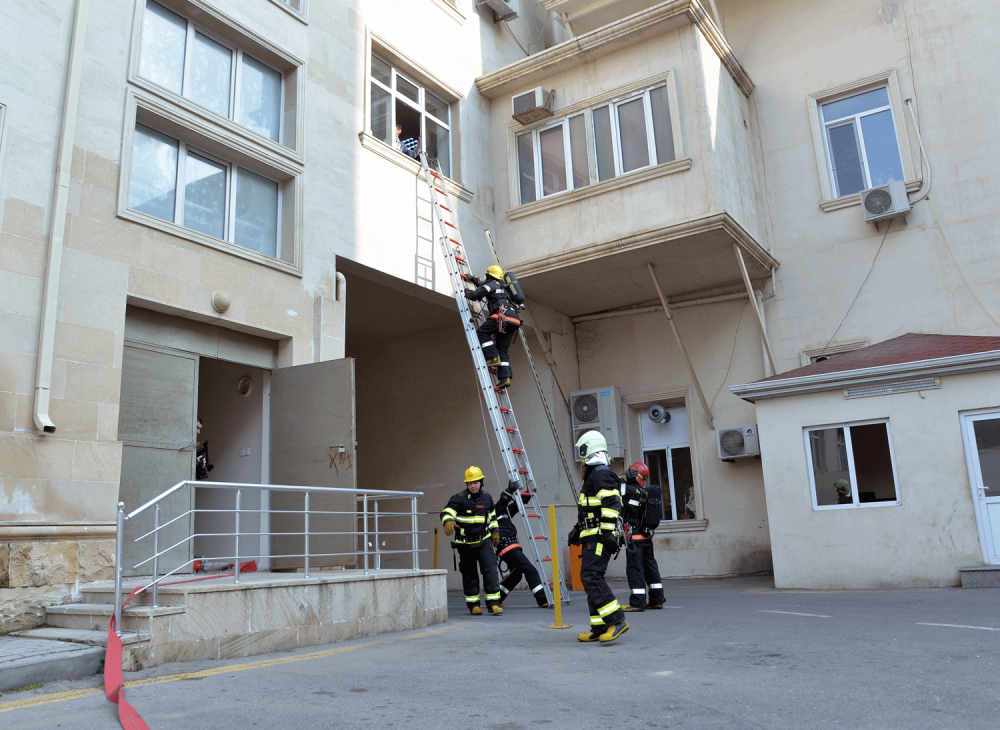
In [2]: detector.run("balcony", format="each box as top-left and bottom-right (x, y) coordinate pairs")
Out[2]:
(476, 0), (776, 316)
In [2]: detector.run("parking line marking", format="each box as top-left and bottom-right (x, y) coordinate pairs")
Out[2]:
(917, 622), (1000, 632)
(759, 610), (831, 618)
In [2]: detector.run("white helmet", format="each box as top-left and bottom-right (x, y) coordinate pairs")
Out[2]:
(575, 430), (607, 461)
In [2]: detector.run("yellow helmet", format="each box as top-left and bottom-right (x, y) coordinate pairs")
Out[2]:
(486, 265), (504, 281)
(464, 465), (485, 483)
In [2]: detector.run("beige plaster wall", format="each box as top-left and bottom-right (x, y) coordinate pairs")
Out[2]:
(718, 0), (1000, 370)
(752, 370), (994, 589)
(488, 22), (763, 270)
(576, 297), (773, 578)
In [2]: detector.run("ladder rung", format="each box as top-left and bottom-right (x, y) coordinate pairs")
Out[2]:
(444, 221), (456, 228)
(455, 256), (466, 264)
(439, 204), (451, 212)
(542, 557), (551, 562)
(534, 536), (545, 540)
(500, 407), (511, 414)
(527, 513), (539, 518)
(512, 448), (523, 453)
(450, 238), (461, 245)
(505, 427), (516, 433)
(518, 468), (529, 473)
(429, 170), (442, 179)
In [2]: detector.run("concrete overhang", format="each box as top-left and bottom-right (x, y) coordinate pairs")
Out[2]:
(515, 212), (776, 317)
(730, 350), (1000, 403)
(477, 0), (752, 100)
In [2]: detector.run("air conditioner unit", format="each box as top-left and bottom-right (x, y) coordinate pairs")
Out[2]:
(570, 386), (625, 461)
(717, 424), (760, 460)
(511, 87), (554, 125)
(478, 0), (519, 22)
(860, 180), (910, 224)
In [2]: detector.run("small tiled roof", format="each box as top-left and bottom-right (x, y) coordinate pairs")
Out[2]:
(757, 333), (1000, 383)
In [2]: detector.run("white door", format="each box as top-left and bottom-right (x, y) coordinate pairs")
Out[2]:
(961, 411), (1000, 564)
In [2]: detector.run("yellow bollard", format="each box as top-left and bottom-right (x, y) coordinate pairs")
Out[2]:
(547, 505), (572, 629)
(433, 527), (439, 570)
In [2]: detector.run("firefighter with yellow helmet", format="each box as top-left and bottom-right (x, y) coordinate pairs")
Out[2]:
(463, 265), (525, 389)
(441, 466), (503, 615)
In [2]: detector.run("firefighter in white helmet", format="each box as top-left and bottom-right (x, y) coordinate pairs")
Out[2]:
(441, 466), (503, 615)
(571, 430), (628, 643)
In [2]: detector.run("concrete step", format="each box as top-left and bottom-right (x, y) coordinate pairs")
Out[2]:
(46, 603), (186, 632)
(0, 636), (106, 692)
(17, 627), (150, 647)
(959, 565), (1000, 588)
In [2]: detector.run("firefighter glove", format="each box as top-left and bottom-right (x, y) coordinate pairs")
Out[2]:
(506, 479), (520, 494)
(463, 289), (476, 299)
(491, 532), (500, 548)
(443, 520), (455, 536)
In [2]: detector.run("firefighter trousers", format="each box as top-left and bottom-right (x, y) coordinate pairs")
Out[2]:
(625, 538), (664, 608)
(499, 547), (547, 606)
(580, 538), (624, 631)
(457, 541), (501, 611)
(476, 316), (519, 380)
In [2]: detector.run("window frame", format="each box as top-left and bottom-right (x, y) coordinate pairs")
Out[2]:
(138, 0), (285, 146)
(368, 51), (453, 177)
(118, 89), (302, 274)
(128, 0), (305, 160)
(820, 88), (902, 197)
(808, 70), (918, 209)
(804, 419), (901, 511)
(508, 72), (687, 214)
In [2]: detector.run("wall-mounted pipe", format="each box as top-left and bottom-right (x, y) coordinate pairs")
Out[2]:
(33, 0), (90, 433)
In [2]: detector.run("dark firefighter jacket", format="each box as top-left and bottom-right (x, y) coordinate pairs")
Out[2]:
(441, 488), (499, 546)
(464, 277), (515, 317)
(495, 489), (530, 558)
(577, 464), (622, 540)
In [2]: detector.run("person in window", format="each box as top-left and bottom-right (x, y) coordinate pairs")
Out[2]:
(393, 123), (404, 152)
(440, 466), (503, 615)
(620, 462), (665, 612)
(464, 265), (524, 389)
(573, 430), (628, 643)
(494, 479), (550, 609)
(835, 479), (852, 505)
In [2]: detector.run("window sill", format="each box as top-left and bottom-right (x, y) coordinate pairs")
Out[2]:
(130, 79), (304, 167)
(430, 0), (466, 23)
(358, 132), (474, 203)
(507, 157), (692, 221)
(654, 518), (708, 534)
(117, 207), (302, 278)
(267, 0), (308, 24)
(819, 179), (921, 212)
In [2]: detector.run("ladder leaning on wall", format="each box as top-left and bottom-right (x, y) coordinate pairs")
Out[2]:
(418, 152), (566, 607)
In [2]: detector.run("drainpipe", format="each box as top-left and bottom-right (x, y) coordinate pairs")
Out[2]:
(33, 0), (90, 433)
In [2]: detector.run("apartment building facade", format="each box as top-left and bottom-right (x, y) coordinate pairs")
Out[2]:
(3, 0), (1000, 631)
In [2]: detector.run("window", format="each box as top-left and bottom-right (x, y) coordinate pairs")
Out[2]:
(821, 87), (903, 197)
(128, 123), (282, 259)
(644, 446), (696, 521)
(805, 421), (899, 509)
(139, 0), (284, 144)
(369, 53), (451, 177)
(515, 85), (675, 205)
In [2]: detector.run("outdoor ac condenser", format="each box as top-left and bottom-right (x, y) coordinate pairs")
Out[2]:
(511, 87), (554, 125)
(860, 180), (910, 224)
(478, 0), (519, 22)
(717, 424), (760, 460)
(570, 386), (625, 461)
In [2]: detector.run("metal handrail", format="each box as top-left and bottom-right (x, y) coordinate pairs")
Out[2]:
(114, 480), (425, 636)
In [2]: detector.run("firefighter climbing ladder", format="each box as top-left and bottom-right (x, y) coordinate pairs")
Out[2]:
(418, 152), (566, 607)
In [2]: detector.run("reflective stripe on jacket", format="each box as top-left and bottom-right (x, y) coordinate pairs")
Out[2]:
(441, 488), (499, 545)
(577, 464), (621, 539)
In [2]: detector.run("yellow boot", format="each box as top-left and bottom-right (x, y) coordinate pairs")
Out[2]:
(490, 605), (503, 615)
(470, 606), (482, 615)
(598, 620), (629, 643)
(577, 628), (602, 642)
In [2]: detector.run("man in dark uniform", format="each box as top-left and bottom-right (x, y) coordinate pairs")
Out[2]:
(464, 265), (521, 389)
(574, 430), (628, 643)
(621, 461), (665, 612)
(440, 466), (503, 615)
(495, 479), (550, 609)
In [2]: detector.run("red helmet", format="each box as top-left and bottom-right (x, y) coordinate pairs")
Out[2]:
(629, 462), (649, 487)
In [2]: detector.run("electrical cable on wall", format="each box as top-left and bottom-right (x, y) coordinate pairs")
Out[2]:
(816, 219), (893, 360)
(710, 299), (748, 410)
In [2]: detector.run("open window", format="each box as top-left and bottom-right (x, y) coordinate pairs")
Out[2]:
(805, 420), (900, 509)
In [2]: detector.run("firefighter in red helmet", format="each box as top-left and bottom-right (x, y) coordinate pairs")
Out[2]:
(620, 461), (665, 611)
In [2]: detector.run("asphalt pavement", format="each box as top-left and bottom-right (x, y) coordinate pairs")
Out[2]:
(1, 575), (997, 729)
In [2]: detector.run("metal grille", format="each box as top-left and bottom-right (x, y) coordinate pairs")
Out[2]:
(572, 393), (600, 423)
(844, 378), (939, 399)
(863, 187), (893, 216)
(719, 429), (746, 457)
